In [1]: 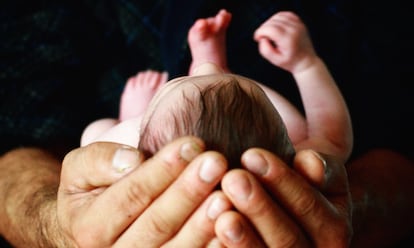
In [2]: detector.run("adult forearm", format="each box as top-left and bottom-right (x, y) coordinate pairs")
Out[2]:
(0, 148), (69, 247)
(349, 149), (414, 247)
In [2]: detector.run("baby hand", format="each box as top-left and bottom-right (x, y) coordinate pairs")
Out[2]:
(254, 11), (317, 74)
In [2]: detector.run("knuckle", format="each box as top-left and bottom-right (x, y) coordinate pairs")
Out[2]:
(244, 192), (269, 217)
(145, 211), (175, 241)
(179, 177), (207, 202)
(271, 164), (290, 185)
(292, 190), (317, 218)
(124, 179), (153, 209)
(167, 178), (210, 214)
(276, 229), (303, 248)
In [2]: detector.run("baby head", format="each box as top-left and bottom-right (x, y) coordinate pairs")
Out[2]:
(138, 72), (295, 168)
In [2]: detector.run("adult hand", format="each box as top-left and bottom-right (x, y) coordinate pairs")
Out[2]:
(58, 137), (232, 247)
(215, 148), (352, 247)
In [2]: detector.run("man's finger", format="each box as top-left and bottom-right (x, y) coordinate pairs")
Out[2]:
(116, 151), (227, 247)
(162, 191), (232, 248)
(61, 142), (144, 192)
(241, 148), (351, 247)
(293, 149), (349, 193)
(215, 211), (266, 248)
(69, 137), (205, 245)
(221, 169), (309, 247)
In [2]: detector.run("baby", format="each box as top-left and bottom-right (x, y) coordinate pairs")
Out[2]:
(81, 9), (353, 167)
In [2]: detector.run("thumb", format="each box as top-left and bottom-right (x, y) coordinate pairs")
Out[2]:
(293, 149), (348, 194)
(61, 142), (144, 191)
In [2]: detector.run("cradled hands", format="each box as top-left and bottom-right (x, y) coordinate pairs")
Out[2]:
(216, 148), (352, 248)
(254, 11), (318, 74)
(58, 137), (232, 247)
(58, 137), (352, 247)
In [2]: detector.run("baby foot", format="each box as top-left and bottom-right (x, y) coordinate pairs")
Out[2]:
(188, 9), (232, 75)
(119, 70), (168, 121)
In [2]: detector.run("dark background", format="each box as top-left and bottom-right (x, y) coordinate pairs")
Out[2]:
(1, 0), (413, 246)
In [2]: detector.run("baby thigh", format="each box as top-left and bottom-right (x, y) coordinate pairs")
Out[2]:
(80, 118), (119, 146)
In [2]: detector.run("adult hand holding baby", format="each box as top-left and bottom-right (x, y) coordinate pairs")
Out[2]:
(58, 137), (232, 247)
(59, 137), (352, 247)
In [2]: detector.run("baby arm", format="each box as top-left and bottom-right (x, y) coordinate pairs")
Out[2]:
(255, 81), (307, 144)
(254, 11), (353, 162)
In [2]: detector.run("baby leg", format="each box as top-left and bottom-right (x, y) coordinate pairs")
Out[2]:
(119, 70), (168, 121)
(81, 70), (167, 146)
(80, 118), (119, 146)
(188, 9), (232, 75)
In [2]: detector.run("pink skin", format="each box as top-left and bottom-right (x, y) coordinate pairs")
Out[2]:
(119, 9), (232, 121)
(119, 70), (168, 121)
(188, 9), (232, 75)
(120, 9), (232, 122)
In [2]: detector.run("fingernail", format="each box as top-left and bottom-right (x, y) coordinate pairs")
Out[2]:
(207, 195), (227, 220)
(180, 141), (202, 162)
(243, 151), (268, 176)
(227, 175), (252, 201)
(112, 146), (140, 173)
(311, 150), (327, 171)
(199, 157), (225, 183)
(225, 221), (243, 242)
(310, 151), (329, 183)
